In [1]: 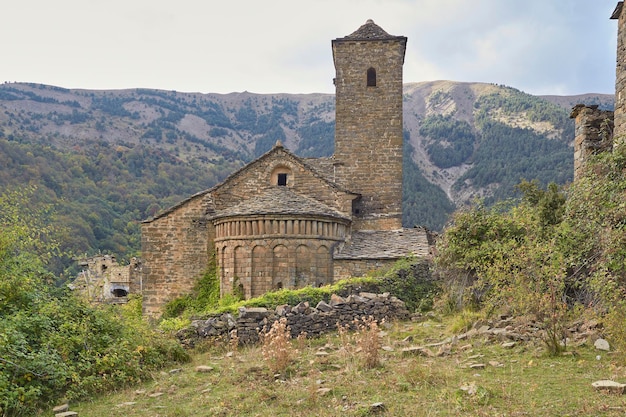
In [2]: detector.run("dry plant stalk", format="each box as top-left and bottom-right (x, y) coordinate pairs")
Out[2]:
(356, 316), (382, 369)
(228, 330), (239, 355)
(336, 321), (353, 357)
(296, 331), (308, 350)
(261, 318), (293, 374)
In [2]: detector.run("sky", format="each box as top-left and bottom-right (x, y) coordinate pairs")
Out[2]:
(1, 0), (621, 96)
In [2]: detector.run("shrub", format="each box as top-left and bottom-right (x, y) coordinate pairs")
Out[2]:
(435, 182), (575, 355)
(0, 188), (189, 415)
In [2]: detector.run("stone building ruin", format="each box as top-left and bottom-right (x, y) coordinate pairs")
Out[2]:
(571, 2), (626, 179)
(70, 255), (141, 304)
(140, 20), (433, 317)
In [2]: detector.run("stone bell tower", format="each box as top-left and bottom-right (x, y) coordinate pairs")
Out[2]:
(332, 20), (407, 231)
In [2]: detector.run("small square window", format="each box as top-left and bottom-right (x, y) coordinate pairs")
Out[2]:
(277, 173), (288, 186)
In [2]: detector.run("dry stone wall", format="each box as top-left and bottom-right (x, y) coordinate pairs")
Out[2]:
(178, 292), (410, 347)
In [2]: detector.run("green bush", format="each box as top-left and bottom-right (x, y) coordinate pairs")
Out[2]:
(0, 189), (189, 416)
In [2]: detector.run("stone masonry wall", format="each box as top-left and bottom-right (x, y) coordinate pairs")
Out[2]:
(141, 193), (213, 317)
(178, 292), (410, 347)
(332, 37), (406, 230)
(333, 258), (397, 281)
(211, 146), (354, 215)
(614, 3), (626, 144)
(216, 234), (340, 298)
(570, 104), (614, 180)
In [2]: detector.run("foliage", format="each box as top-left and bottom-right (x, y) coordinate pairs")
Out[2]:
(162, 259), (221, 319)
(436, 145), (626, 356)
(295, 120), (334, 157)
(559, 149), (626, 359)
(474, 87), (574, 141)
(0, 137), (240, 273)
(455, 119), (573, 203)
(160, 257), (437, 323)
(435, 180), (573, 353)
(364, 257), (439, 312)
(0, 192), (189, 416)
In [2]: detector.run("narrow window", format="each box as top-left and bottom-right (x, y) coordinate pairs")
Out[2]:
(367, 67), (377, 87)
(277, 173), (287, 186)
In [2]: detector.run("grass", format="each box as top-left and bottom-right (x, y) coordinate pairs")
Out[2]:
(71, 315), (626, 417)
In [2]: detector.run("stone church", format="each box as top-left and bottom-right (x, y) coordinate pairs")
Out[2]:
(141, 20), (433, 317)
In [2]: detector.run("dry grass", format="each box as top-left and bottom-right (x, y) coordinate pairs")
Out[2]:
(356, 316), (382, 369)
(72, 315), (626, 417)
(260, 317), (293, 375)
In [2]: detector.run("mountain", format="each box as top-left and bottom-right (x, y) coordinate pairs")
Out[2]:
(0, 81), (613, 268)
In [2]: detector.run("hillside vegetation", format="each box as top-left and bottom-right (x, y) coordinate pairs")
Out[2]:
(0, 190), (189, 416)
(0, 82), (613, 271)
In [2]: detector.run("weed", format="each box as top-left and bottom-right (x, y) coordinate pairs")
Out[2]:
(337, 317), (382, 369)
(228, 331), (239, 354)
(296, 331), (308, 351)
(356, 316), (382, 369)
(448, 309), (484, 334)
(260, 318), (294, 375)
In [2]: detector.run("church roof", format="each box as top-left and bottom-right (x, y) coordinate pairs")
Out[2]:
(334, 228), (431, 260)
(336, 19), (404, 41)
(211, 187), (351, 221)
(144, 143), (357, 223)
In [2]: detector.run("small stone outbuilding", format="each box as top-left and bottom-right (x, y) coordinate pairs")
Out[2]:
(141, 20), (433, 316)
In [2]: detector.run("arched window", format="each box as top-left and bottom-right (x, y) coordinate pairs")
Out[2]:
(271, 165), (293, 186)
(367, 67), (377, 87)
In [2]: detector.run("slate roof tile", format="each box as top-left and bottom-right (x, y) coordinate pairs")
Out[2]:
(338, 19), (401, 41)
(334, 228), (430, 259)
(211, 187), (350, 221)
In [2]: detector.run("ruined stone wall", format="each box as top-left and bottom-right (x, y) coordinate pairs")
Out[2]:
(571, 104), (614, 180)
(178, 292), (410, 346)
(141, 193), (213, 317)
(332, 37), (406, 231)
(128, 257), (142, 295)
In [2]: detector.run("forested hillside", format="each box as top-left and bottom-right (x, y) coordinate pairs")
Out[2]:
(0, 81), (613, 273)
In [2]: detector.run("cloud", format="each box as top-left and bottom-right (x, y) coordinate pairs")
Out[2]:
(1, 0), (619, 95)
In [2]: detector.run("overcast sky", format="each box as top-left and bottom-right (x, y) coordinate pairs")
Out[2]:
(1, 0), (620, 96)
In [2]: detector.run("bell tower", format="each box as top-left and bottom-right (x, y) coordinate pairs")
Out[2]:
(332, 20), (407, 230)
